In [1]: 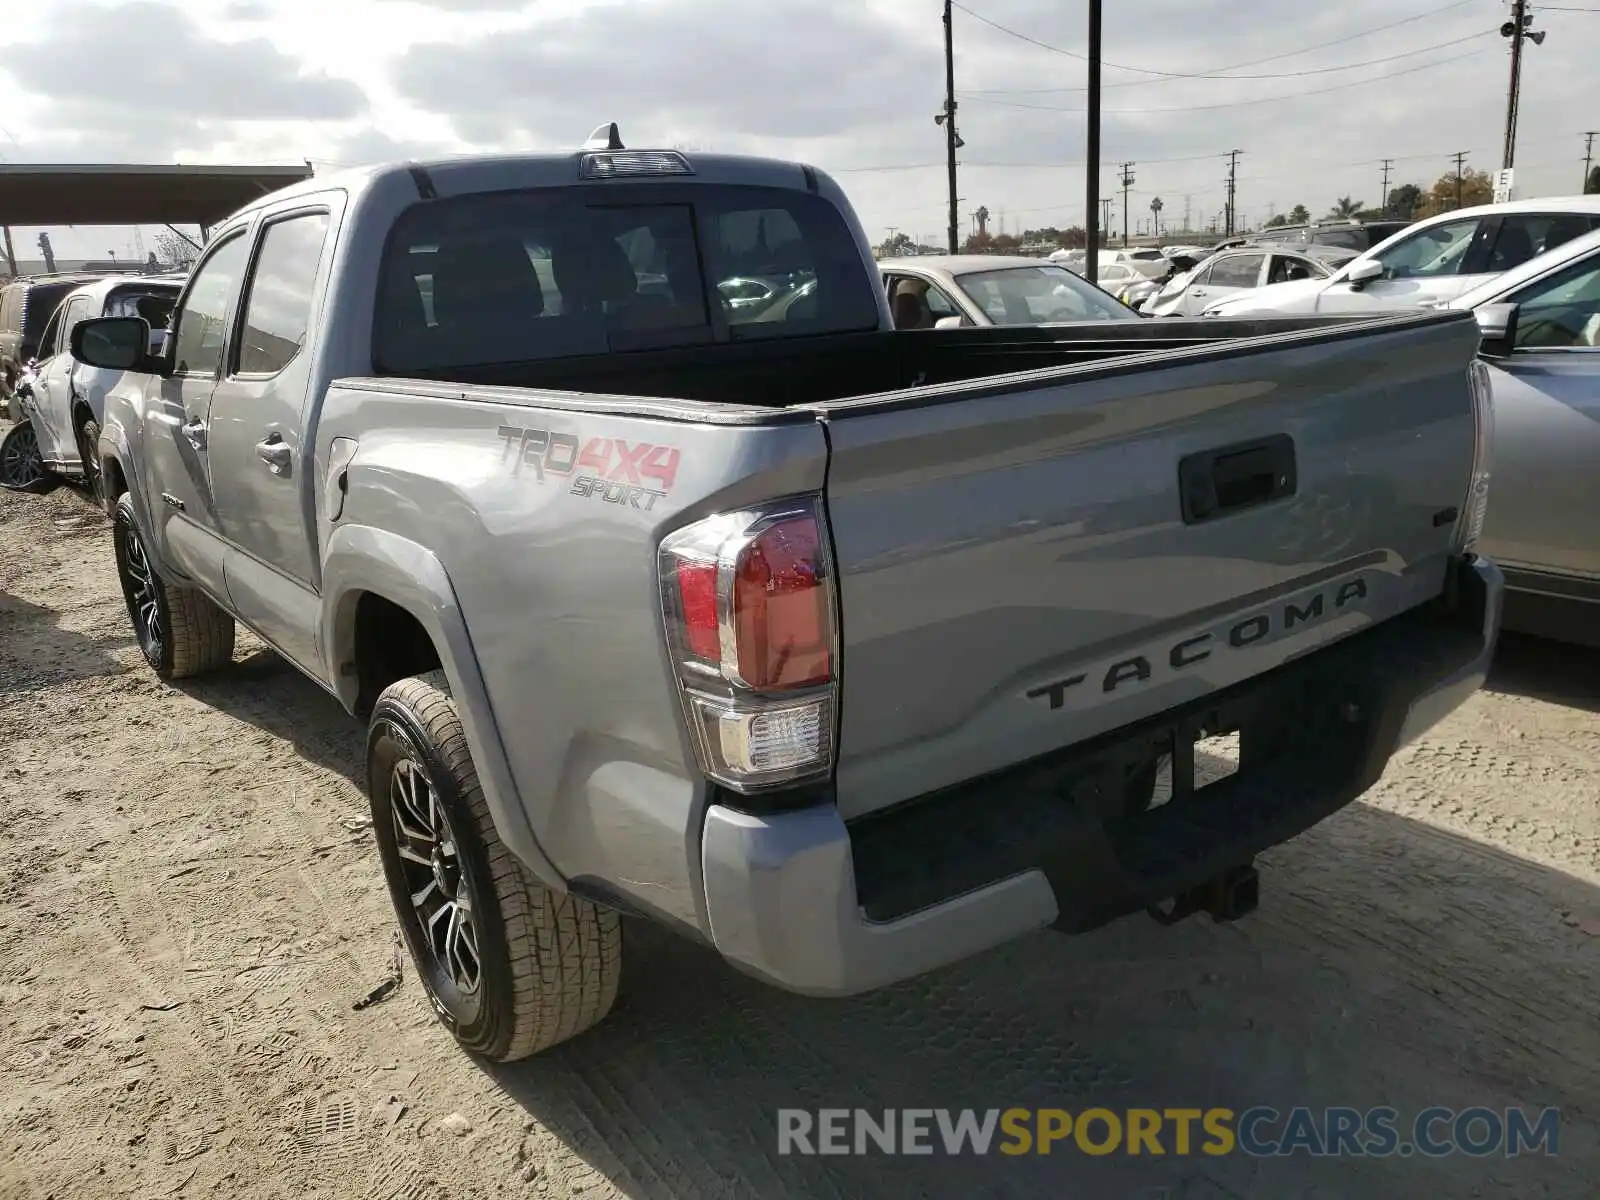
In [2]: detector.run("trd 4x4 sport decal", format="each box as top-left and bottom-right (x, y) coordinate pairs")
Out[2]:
(496, 425), (682, 512)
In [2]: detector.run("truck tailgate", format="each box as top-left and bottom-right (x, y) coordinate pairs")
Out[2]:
(819, 312), (1483, 819)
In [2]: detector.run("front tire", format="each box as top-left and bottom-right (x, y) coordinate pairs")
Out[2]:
(76, 415), (103, 504)
(0, 420), (57, 494)
(111, 493), (235, 679)
(367, 671), (621, 1061)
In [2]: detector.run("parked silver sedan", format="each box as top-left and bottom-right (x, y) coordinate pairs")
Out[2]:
(1453, 226), (1600, 645)
(879, 255), (1138, 328)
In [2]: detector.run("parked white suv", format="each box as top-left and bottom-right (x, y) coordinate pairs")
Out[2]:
(1201, 197), (1600, 317)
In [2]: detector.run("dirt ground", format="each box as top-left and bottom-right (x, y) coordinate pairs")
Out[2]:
(1, 476), (1598, 1200)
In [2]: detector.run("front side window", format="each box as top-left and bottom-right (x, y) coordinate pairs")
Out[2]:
(172, 234), (251, 376)
(1509, 255), (1600, 349)
(956, 265), (1134, 325)
(923, 285), (960, 320)
(237, 212), (330, 375)
(1267, 255), (1319, 285)
(1207, 253), (1264, 288)
(1369, 218), (1479, 280)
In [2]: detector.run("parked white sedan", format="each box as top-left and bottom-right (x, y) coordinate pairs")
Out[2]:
(879, 256), (1139, 328)
(1142, 245), (1354, 317)
(1201, 197), (1600, 318)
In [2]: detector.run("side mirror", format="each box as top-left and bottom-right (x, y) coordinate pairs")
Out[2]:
(1474, 302), (1519, 357)
(71, 316), (164, 374)
(1345, 259), (1384, 289)
(933, 315), (964, 330)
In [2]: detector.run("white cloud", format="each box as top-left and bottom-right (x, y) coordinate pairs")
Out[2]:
(2, 0), (1595, 258)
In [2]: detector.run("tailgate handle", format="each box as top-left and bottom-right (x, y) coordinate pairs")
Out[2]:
(1180, 434), (1296, 524)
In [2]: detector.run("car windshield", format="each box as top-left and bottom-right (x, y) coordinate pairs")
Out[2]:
(954, 265), (1136, 324)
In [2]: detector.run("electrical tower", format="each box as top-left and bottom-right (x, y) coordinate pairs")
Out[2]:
(1584, 132), (1598, 192)
(1119, 163), (1135, 247)
(1182, 194), (1192, 233)
(1380, 159), (1394, 214)
(1224, 150), (1242, 237)
(1099, 197), (1113, 243)
(1451, 150), (1470, 209)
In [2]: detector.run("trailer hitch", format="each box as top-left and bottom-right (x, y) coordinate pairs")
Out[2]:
(1147, 862), (1260, 926)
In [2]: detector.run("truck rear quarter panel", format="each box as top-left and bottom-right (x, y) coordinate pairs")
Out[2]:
(316, 381), (827, 934)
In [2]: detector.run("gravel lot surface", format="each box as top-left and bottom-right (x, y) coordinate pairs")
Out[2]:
(2, 475), (1597, 1199)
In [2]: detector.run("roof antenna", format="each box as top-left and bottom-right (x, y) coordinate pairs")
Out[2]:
(583, 123), (625, 151)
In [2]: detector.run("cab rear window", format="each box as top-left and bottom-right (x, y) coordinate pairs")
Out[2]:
(373, 184), (880, 375)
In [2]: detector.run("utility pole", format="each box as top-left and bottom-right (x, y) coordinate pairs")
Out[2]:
(1224, 149), (1242, 236)
(1584, 131), (1598, 192)
(1118, 163), (1135, 247)
(1500, 0), (1545, 172)
(1380, 158), (1394, 214)
(0, 227), (15, 278)
(939, 0), (961, 254)
(1084, 0), (1103, 280)
(1451, 150), (1469, 209)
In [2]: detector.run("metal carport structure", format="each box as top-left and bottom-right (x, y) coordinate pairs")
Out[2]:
(0, 162), (314, 227)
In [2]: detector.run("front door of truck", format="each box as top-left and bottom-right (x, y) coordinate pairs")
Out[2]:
(207, 208), (332, 678)
(142, 230), (252, 599)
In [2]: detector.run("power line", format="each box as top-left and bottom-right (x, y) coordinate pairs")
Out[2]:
(959, 46), (1492, 114)
(961, 28), (1492, 92)
(968, 0), (1482, 94)
(950, 0), (1488, 83)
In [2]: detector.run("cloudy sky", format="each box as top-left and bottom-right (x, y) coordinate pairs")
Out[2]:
(2, 0), (1597, 259)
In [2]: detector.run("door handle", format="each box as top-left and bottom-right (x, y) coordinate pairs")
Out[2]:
(182, 418), (207, 450)
(1179, 434), (1298, 524)
(256, 432), (293, 476)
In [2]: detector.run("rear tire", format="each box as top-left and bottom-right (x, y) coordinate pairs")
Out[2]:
(112, 493), (235, 680)
(367, 671), (621, 1061)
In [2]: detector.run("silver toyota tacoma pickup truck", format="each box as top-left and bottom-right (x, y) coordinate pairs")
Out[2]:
(71, 126), (1502, 1063)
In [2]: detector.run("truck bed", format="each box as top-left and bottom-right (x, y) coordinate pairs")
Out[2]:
(373, 313), (1410, 410)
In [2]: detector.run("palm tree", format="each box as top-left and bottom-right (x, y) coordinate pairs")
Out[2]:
(1328, 196), (1363, 219)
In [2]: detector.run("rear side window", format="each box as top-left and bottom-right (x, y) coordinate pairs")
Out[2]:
(21, 283), (79, 351)
(236, 212), (330, 375)
(1486, 213), (1600, 274)
(1309, 229), (1364, 251)
(373, 184), (879, 374)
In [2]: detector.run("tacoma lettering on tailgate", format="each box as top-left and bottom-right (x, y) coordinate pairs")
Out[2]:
(497, 425), (682, 511)
(1026, 577), (1370, 710)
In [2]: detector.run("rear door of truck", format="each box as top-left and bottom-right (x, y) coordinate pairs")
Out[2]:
(818, 311), (1484, 818)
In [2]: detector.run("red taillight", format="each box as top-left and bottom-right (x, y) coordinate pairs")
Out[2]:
(733, 517), (831, 690)
(676, 560), (721, 661)
(658, 498), (838, 793)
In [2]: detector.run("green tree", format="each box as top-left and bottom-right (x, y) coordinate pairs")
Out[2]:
(1264, 213), (1289, 227)
(1288, 204), (1311, 224)
(1417, 168), (1493, 217)
(1587, 166), (1600, 195)
(876, 231), (916, 258)
(1386, 183), (1423, 219)
(1328, 197), (1363, 219)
